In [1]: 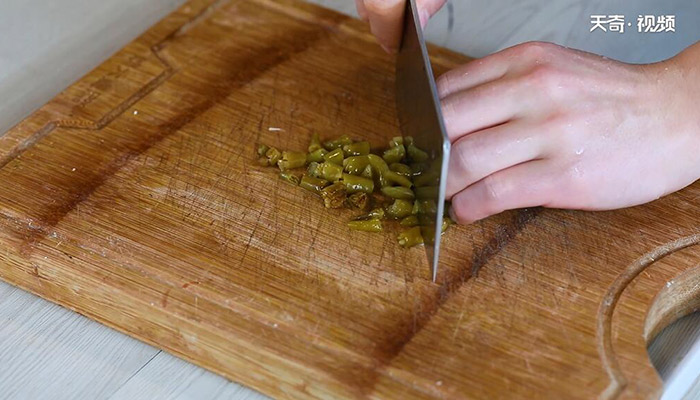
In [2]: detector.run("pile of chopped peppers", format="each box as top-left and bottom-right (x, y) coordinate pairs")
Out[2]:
(257, 134), (453, 248)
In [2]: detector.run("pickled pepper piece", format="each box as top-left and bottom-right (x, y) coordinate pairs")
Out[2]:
(386, 199), (413, 219)
(367, 154), (390, 187)
(411, 200), (421, 215)
(407, 143), (429, 162)
(279, 172), (300, 185)
(323, 134), (352, 150)
(348, 219), (383, 232)
(343, 156), (370, 175)
(389, 163), (411, 177)
(389, 136), (404, 147)
(364, 207), (385, 219)
(341, 173), (374, 194)
(400, 215), (419, 227)
(259, 146), (282, 167)
(318, 162), (343, 182)
(381, 186), (415, 200)
(385, 171), (413, 188)
(257, 144), (269, 156)
(382, 144), (405, 164)
(299, 175), (328, 194)
(307, 161), (322, 178)
(320, 182), (347, 208)
(277, 151), (307, 171)
(307, 148), (328, 163)
(347, 192), (371, 211)
(324, 148), (344, 165)
(308, 132), (322, 152)
(415, 186), (438, 200)
(343, 141), (370, 156)
(397, 226), (424, 248)
(410, 162), (428, 176)
(361, 164), (373, 179)
(441, 217), (452, 233)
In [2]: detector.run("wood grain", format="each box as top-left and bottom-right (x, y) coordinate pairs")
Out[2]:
(0, 0), (698, 398)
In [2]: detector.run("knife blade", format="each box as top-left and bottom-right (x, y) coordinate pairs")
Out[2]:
(395, 0), (451, 282)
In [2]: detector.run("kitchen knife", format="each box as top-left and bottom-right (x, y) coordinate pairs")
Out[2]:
(395, 0), (451, 282)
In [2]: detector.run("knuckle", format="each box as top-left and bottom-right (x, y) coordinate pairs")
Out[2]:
(454, 140), (480, 178)
(481, 174), (508, 211)
(527, 64), (561, 95)
(436, 73), (452, 96)
(516, 41), (551, 59)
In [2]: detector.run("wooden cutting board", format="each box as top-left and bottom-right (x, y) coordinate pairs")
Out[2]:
(1, 0), (698, 398)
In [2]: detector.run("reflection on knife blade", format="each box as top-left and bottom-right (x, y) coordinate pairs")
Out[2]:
(396, 0), (451, 282)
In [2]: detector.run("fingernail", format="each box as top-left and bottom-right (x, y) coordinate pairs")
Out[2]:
(418, 9), (430, 29)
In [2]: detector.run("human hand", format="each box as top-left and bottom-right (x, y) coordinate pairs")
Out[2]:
(355, 0), (446, 53)
(442, 41), (700, 224)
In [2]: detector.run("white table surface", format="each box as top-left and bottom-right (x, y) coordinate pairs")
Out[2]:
(1, 0), (698, 399)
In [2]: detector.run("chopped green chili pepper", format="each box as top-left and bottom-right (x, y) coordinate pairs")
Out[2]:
(347, 192), (371, 211)
(385, 170), (412, 188)
(389, 163), (411, 177)
(400, 215), (419, 227)
(418, 199), (437, 215)
(381, 186), (415, 200)
(382, 145), (405, 164)
(397, 226), (424, 248)
(308, 132), (322, 152)
(324, 148), (344, 165)
(415, 186), (438, 200)
(442, 217), (451, 233)
(410, 162), (428, 176)
(299, 175), (328, 194)
(261, 147), (281, 167)
(386, 199), (413, 219)
(342, 141), (370, 156)
(257, 134), (453, 247)
(343, 156), (370, 175)
(361, 164), (373, 179)
(364, 207), (385, 219)
(319, 162), (343, 182)
(367, 154), (390, 187)
(407, 143), (429, 162)
(320, 182), (347, 208)
(278, 151), (307, 171)
(348, 219), (383, 232)
(307, 161), (321, 178)
(307, 148), (328, 163)
(341, 173), (374, 194)
(413, 171), (439, 187)
(389, 136), (403, 147)
(323, 134), (353, 150)
(412, 200), (421, 215)
(279, 172), (300, 185)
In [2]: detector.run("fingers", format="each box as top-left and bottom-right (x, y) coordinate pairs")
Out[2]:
(436, 41), (555, 99)
(445, 121), (545, 198)
(363, 0), (405, 52)
(355, 0), (368, 21)
(362, 0), (447, 52)
(450, 160), (554, 224)
(441, 77), (525, 142)
(436, 58), (509, 99)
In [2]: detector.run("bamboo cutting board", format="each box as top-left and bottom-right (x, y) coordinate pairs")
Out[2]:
(1, 0), (699, 398)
